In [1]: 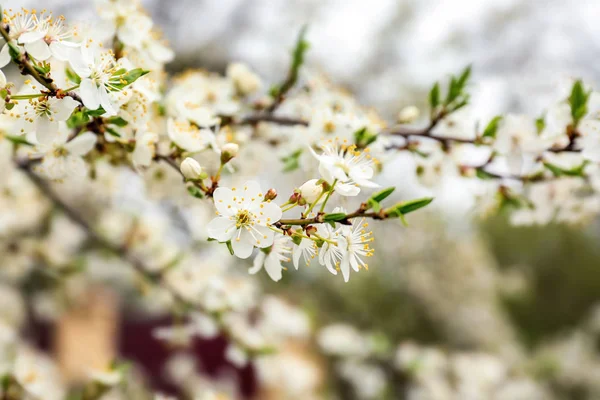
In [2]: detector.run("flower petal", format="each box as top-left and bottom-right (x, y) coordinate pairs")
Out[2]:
(24, 41), (51, 61)
(65, 132), (97, 156)
(264, 256), (283, 282)
(0, 44), (9, 68)
(213, 187), (237, 217)
(249, 252), (266, 275)
(335, 182), (360, 197)
(232, 231), (254, 259)
(99, 86), (116, 116)
(49, 41), (71, 62)
(206, 217), (237, 242)
(254, 202), (282, 225)
(35, 118), (59, 146)
(53, 97), (79, 121)
(251, 225), (274, 248)
(340, 255), (351, 282)
(241, 181), (262, 208)
(18, 30), (46, 44)
(80, 79), (101, 110)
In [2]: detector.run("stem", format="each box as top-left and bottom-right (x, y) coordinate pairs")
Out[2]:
(11, 93), (45, 100)
(303, 190), (325, 217)
(281, 203), (298, 212)
(277, 209), (379, 227)
(319, 179), (337, 213)
(215, 163), (224, 182)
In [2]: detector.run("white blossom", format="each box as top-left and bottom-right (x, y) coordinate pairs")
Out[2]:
(311, 139), (379, 196)
(168, 118), (216, 153)
(8, 95), (79, 144)
(32, 128), (97, 180)
(207, 181), (282, 259)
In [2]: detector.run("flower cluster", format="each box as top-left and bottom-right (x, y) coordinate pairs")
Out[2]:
(2, 0), (600, 398)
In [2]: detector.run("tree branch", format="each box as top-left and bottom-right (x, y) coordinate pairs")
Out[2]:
(0, 23), (82, 103)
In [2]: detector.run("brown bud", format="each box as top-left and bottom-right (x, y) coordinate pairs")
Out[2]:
(288, 192), (301, 204)
(264, 188), (278, 201)
(305, 225), (317, 237)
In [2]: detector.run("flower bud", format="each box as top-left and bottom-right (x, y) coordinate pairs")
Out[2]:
(298, 179), (324, 204)
(305, 225), (317, 237)
(221, 143), (239, 164)
(264, 188), (277, 201)
(288, 192), (301, 204)
(397, 106), (420, 124)
(180, 157), (203, 180)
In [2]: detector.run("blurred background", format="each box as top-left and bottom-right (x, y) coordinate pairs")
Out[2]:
(12, 0), (600, 117)
(6, 0), (600, 399)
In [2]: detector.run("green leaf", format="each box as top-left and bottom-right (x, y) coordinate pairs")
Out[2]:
(105, 127), (121, 138)
(386, 197), (433, 217)
(543, 161), (589, 177)
(109, 68), (149, 91)
(445, 65), (472, 107)
(33, 61), (51, 75)
(535, 115), (546, 134)
(5, 135), (33, 146)
(268, 85), (280, 98)
(323, 213), (347, 222)
(290, 26), (310, 84)
(85, 108), (106, 117)
(369, 187), (395, 204)
(448, 96), (470, 112)
(543, 162), (563, 177)
(475, 168), (497, 180)
(367, 198), (381, 213)
(569, 80), (590, 126)
(354, 127), (378, 148)
(281, 149), (303, 172)
(65, 67), (81, 84)
(187, 185), (204, 199)
(226, 240), (235, 256)
(106, 116), (128, 127)
(429, 82), (440, 110)
(457, 65), (472, 90)
(482, 116), (503, 139)
(66, 110), (90, 129)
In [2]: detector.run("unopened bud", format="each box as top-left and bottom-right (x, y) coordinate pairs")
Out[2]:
(264, 188), (277, 201)
(298, 179), (324, 204)
(180, 157), (203, 180)
(221, 143), (239, 164)
(305, 225), (317, 237)
(397, 106), (420, 124)
(288, 192), (301, 204)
